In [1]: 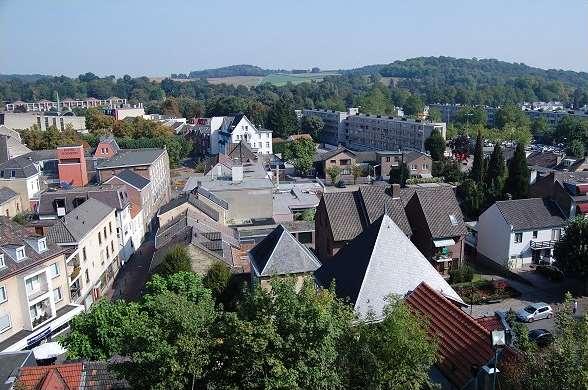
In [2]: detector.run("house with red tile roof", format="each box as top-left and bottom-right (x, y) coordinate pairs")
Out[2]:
(406, 282), (512, 389)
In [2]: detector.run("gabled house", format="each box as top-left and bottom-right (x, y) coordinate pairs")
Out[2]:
(315, 214), (462, 319)
(209, 114), (272, 155)
(16, 361), (128, 389)
(530, 171), (588, 219)
(249, 224), (321, 291)
(476, 198), (565, 268)
(404, 187), (467, 275)
(315, 184), (412, 259)
(0, 156), (42, 211)
(93, 135), (120, 159)
(0, 187), (21, 218)
(406, 282), (512, 389)
(314, 147), (357, 181)
(377, 150), (432, 180)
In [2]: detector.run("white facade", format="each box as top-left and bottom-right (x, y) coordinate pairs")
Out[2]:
(115, 204), (134, 264)
(229, 116), (272, 155)
(2, 113), (86, 131)
(476, 204), (563, 269)
(5, 97), (127, 112)
(130, 210), (145, 252)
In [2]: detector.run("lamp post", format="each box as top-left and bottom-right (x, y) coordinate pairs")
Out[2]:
(491, 329), (506, 390)
(369, 164), (380, 182)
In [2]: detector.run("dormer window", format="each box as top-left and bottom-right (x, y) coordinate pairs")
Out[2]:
(38, 238), (47, 252)
(449, 215), (458, 226)
(16, 247), (26, 261)
(0, 254), (5, 268)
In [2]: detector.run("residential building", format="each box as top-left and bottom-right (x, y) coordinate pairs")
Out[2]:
(428, 103), (498, 127)
(476, 198), (565, 268)
(5, 97), (127, 112)
(195, 114), (272, 155)
(315, 214), (463, 319)
(315, 184), (412, 259)
(0, 218), (84, 352)
(93, 135), (120, 159)
(301, 108), (359, 146)
(0, 126), (31, 163)
(342, 114), (446, 152)
(377, 150), (432, 179)
(0, 187), (21, 218)
(248, 224), (321, 291)
(236, 220), (315, 249)
(406, 282), (513, 389)
(103, 104), (145, 120)
(272, 182), (321, 223)
(530, 171), (588, 218)
(46, 199), (121, 308)
(96, 148), (171, 228)
(37, 184), (135, 263)
(157, 192), (228, 229)
(314, 147), (357, 181)
(0, 156), (43, 211)
(16, 361), (128, 389)
(184, 160), (274, 223)
(523, 107), (588, 128)
(0, 112), (86, 131)
(404, 187), (467, 275)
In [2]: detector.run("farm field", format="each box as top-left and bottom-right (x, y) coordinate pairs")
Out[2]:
(206, 75), (264, 87)
(259, 72), (340, 86)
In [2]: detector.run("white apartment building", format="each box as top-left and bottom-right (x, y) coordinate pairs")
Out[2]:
(5, 97), (127, 112)
(47, 198), (121, 309)
(0, 218), (84, 352)
(0, 155), (42, 211)
(203, 114), (272, 155)
(301, 108), (359, 146)
(342, 114), (446, 152)
(1, 112), (86, 131)
(475, 198), (565, 269)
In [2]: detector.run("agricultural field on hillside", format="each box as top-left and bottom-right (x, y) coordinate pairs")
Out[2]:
(259, 72), (340, 86)
(206, 75), (264, 87)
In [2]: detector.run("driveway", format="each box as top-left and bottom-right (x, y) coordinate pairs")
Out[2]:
(465, 272), (587, 333)
(106, 239), (155, 302)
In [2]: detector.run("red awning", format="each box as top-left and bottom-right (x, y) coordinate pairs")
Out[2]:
(577, 184), (588, 195)
(577, 203), (588, 214)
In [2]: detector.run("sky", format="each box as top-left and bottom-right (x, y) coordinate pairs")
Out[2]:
(1, 0), (587, 77)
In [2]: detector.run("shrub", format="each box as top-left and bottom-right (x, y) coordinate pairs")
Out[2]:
(449, 265), (474, 284)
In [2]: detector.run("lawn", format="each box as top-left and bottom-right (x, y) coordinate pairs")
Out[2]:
(259, 72), (340, 86)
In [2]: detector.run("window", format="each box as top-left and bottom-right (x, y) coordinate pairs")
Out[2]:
(110, 241), (114, 253)
(39, 239), (47, 252)
(449, 215), (458, 226)
(552, 229), (561, 241)
(85, 269), (90, 284)
(109, 222), (112, 234)
(10, 170), (15, 178)
(532, 231), (538, 239)
(330, 160), (336, 164)
(266, 142), (270, 148)
(0, 254), (4, 268)
(0, 286), (6, 303)
(82, 247), (87, 261)
(49, 263), (59, 278)
(106, 247), (110, 259)
(53, 287), (62, 302)
(98, 232), (102, 245)
(0, 313), (11, 333)
(514, 232), (523, 243)
(103, 226), (107, 238)
(16, 247), (25, 260)
(25, 275), (40, 294)
(423, 164), (429, 170)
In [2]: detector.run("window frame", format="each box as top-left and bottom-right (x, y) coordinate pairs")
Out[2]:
(514, 232), (523, 243)
(0, 313), (11, 333)
(0, 285), (7, 303)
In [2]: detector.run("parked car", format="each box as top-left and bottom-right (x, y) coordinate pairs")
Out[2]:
(528, 329), (554, 348)
(335, 180), (346, 188)
(535, 264), (564, 281)
(517, 303), (553, 322)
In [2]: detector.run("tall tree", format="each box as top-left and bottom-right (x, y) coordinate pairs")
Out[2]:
(156, 245), (192, 276)
(427, 107), (442, 122)
(424, 129), (446, 161)
(388, 162), (410, 187)
(485, 144), (507, 201)
(267, 98), (298, 138)
(554, 217), (588, 291)
(505, 143), (529, 199)
(161, 97), (181, 117)
(326, 165), (342, 185)
(470, 130), (484, 183)
(282, 138), (316, 174)
(495, 103), (531, 130)
(300, 115), (324, 140)
(403, 94), (424, 116)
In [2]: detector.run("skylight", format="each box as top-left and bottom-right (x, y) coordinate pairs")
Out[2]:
(449, 214), (458, 226)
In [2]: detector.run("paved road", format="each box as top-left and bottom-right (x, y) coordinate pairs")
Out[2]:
(106, 240), (155, 302)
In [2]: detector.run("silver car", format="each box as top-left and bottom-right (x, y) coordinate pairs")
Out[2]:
(517, 303), (553, 322)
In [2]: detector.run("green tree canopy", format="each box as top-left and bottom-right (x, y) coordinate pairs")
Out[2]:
(155, 245), (193, 276)
(424, 129), (446, 161)
(357, 83), (394, 115)
(427, 108), (442, 122)
(282, 138), (316, 174)
(554, 217), (588, 291)
(326, 165), (342, 184)
(485, 144), (507, 202)
(455, 106), (488, 127)
(388, 162), (410, 186)
(505, 143), (529, 199)
(403, 94), (424, 116)
(470, 130), (484, 183)
(267, 97), (299, 138)
(300, 115), (324, 141)
(495, 104), (531, 130)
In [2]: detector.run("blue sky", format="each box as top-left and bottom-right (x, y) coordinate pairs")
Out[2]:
(1, 0), (587, 76)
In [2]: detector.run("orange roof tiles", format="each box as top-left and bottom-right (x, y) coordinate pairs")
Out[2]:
(406, 282), (494, 388)
(18, 363), (83, 390)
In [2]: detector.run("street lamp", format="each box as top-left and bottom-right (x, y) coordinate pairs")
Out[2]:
(490, 330), (506, 390)
(369, 164), (380, 182)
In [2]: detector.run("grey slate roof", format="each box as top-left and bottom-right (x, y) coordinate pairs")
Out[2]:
(37, 185), (129, 216)
(0, 187), (18, 204)
(315, 147), (357, 162)
(315, 214), (462, 319)
(158, 193), (220, 222)
(227, 141), (257, 162)
(408, 187), (467, 239)
(494, 198), (565, 230)
(249, 224), (321, 277)
(47, 198), (115, 244)
(113, 169), (150, 190)
(0, 156), (39, 179)
(321, 185), (412, 242)
(96, 148), (165, 169)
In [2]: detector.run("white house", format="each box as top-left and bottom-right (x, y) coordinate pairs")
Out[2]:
(208, 114), (272, 155)
(476, 198), (565, 269)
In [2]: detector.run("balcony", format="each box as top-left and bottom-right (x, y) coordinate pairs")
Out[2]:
(29, 298), (54, 330)
(530, 240), (556, 250)
(25, 274), (50, 302)
(70, 279), (82, 303)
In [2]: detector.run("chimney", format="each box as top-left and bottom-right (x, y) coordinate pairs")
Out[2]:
(391, 183), (401, 199)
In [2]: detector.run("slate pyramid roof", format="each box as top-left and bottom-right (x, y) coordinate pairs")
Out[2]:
(315, 214), (463, 319)
(249, 224), (321, 277)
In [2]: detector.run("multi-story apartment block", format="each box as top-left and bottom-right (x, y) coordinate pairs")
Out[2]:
(342, 114), (446, 152)
(0, 112), (86, 131)
(301, 108), (359, 146)
(5, 97), (127, 112)
(96, 148), (170, 229)
(194, 114), (272, 155)
(0, 218), (84, 352)
(47, 198), (121, 309)
(0, 156), (43, 211)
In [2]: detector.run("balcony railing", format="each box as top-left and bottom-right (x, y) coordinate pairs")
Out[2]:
(27, 284), (50, 301)
(530, 240), (557, 250)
